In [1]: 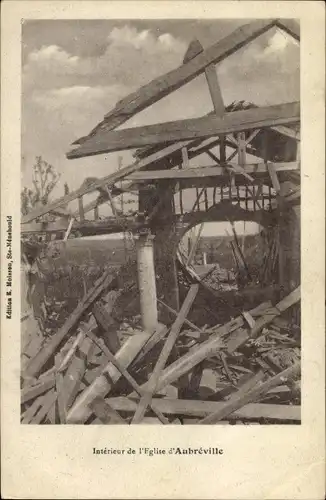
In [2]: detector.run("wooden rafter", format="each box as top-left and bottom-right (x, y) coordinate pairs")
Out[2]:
(67, 102), (300, 158)
(72, 19), (278, 146)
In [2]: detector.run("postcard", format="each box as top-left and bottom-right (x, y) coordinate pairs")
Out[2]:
(1, 1), (325, 498)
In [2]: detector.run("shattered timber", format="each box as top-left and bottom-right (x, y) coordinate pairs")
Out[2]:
(21, 19), (301, 425)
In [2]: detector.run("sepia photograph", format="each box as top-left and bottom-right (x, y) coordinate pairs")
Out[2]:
(20, 18), (301, 426)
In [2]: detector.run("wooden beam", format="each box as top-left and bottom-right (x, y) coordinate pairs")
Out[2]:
(73, 20), (278, 145)
(67, 102), (300, 158)
(63, 216), (75, 241)
(275, 19), (300, 41)
(63, 337), (95, 410)
(204, 64), (224, 116)
(205, 150), (220, 164)
(89, 397), (128, 424)
(127, 162), (299, 181)
(107, 397), (301, 422)
(21, 376), (55, 404)
(181, 147), (189, 168)
(78, 197), (85, 221)
(66, 326), (164, 424)
(157, 299), (201, 332)
(267, 163), (281, 193)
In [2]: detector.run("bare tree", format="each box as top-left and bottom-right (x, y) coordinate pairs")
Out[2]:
(21, 156), (60, 215)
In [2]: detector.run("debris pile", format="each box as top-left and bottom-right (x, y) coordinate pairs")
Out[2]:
(21, 258), (301, 425)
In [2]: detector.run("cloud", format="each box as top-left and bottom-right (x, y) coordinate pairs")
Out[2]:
(23, 25), (187, 93)
(28, 44), (79, 64)
(263, 29), (298, 55)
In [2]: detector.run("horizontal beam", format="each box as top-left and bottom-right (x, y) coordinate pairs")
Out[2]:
(107, 397), (300, 421)
(21, 216), (142, 235)
(67, 102), (300, 158)
(73, 19), (278, 145)
(127, 162), (299, 181)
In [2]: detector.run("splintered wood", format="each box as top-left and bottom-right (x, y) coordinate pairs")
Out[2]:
(21, 271), (301, 425)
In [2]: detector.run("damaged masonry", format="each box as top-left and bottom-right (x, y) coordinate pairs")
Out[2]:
(21, 19), (301, 425)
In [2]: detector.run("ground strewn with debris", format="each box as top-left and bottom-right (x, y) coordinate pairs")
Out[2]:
(21, 255), (301, 425)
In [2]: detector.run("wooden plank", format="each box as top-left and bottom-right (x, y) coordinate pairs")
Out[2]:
(66, 327), (161, 424)
(56, 331), (86, 373)
(237, 131), (246, 166)
(67, 102), (300, 158)
(198, 363), (300, 424)
(92, 302), (121, 354)
(131, 285), (199, 423)
(107, 397), (301, 422)
(63, 216), (75, 241)
(63, 337), (95, 410)
(204, 63), (224, 116)
(183, 39), (204, 63)
(242, 311), (256, 329)
(21, 395), (45, 424)
(55, 354), (67, 424)
(89, 397), (127, 424)
(32, 389), (57, 424)
(267, 163), (281, 193)
(21, 376), (55, 404)
(157, 299), (201, 332)
(205, 150), (220, 164)
(132, 324), (170, 363)
(46, 400), (56, 424)
(181, 147), (189, 168)
(127, 162), (299, 181)
(23, 268), (118, 378)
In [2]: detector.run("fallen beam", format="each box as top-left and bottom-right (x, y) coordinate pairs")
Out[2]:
(106, 397), (301, 422)
(199, 363), (300, 424)
(23, 269), (118, 378)
(66, 325), (167, 424)
(131, 285), (198, 423)
(139, 290), (299, 395)
(67, 102), (300, 158)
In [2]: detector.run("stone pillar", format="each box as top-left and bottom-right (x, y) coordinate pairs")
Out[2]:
(135, 232), (158, 332)
(139, 180), (180, 314)
(203, 252), (207, 266)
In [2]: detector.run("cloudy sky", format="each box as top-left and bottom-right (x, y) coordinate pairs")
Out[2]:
(22, 19), (299, 204)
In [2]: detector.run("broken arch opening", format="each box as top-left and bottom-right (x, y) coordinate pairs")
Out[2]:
(178, 219), (279, 294)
